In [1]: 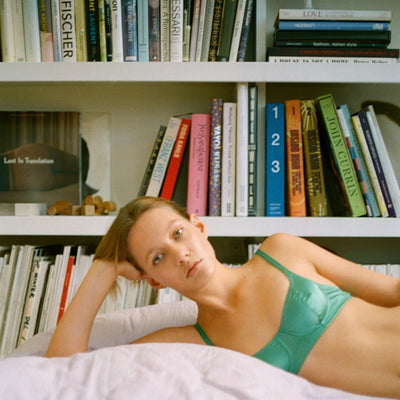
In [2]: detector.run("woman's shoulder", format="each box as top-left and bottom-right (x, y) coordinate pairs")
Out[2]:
(259, 233), (302, 252)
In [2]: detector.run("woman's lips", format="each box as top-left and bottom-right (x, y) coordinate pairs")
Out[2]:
(186, 261), (200, 278)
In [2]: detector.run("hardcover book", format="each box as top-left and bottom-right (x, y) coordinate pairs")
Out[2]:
(123, 0), (139, 61)
(265, 103), (285, 216)
(217, 0), (238, 61)
(300, 100), (327, 217)
(284, 99), (306, 217)
(248, 84), (258, 216)
(316, 94), (367, 217)
(85, 0), (101, 61)
(187, 113), (211, 216)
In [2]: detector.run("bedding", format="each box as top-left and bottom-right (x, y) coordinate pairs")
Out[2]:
(1, 301), (391, 400)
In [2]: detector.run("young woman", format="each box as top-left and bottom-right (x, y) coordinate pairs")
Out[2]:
(46, 196), (400, 399)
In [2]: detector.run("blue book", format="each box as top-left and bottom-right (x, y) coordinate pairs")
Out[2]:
(278, 20), (390, 31)
(265, 103), (285, 216)
(337, 105), (380, 217)
(123, 0), (138, 61)
(137, 0), (150, 61)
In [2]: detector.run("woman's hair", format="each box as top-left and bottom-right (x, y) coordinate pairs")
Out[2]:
(94, 196), (189, 272)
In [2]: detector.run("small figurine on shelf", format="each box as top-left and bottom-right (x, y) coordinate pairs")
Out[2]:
(47, 196), (116, 216)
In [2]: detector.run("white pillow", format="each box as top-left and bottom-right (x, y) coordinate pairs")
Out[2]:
(7, 300), (198, 358)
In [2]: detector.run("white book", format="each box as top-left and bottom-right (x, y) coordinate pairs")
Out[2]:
(51, 0), (62, 61)
(0, 0), (16, 62)
(200, 0), (214, 61)
(111, 0), (124, 62)
(366, 105), (400, 217)
(236, 82), (249, 216)
(221, 102), (237, 217)
(160, 0), (170, 61)
(194, 0), (207, 61)
(59, 0), (77, 62)
(268, 57), (397, 65)
(228, 0), (247, 62)
(146, 116), (182, 197)
(37, 260), (57, 333)
(170, 0), (183, 62)
(189, 0), (201, 61)
(12, 0), (26, 62)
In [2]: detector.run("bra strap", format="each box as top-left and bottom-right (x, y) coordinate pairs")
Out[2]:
(193, 323), (214, 346)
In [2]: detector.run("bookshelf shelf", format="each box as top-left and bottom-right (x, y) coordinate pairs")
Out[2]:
(0, 62), (399, 84)
(0, 216), (399, 238)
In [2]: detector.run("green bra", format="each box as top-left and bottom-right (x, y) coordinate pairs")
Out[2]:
(194, 249), (351, 374)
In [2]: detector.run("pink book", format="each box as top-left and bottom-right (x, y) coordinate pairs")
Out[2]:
(187, 113), (211, 215)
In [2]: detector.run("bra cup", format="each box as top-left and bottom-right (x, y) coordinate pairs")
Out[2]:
(281, 275), (328, 335)
(254, 337), (293, 372)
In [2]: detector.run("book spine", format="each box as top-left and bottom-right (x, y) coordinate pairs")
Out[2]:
(285, 99), (306, 217)
(228, 0), (246, 61)
(278, 21), (390, 31)
(236, 82), (248, 216)
(160, 118), (191, 200)
(137, 0), (150, 61)
(138, 126), (167, 196)
(57, 256), (75, 323)
(366, 105), (400, 217)
(38, 0), (55, 61)
(317, 94), (366, 217)
(221, 102), (236, 217)
(199, 0), (215, 61)
(208, 0), (223, 61)
(12, 0), (26, 62)
(146, 117), (181, 197)
(274, 30), (391, 42)
(160, 0), (170, 61)
(265, 103), (285, 216)
(194, 0), (207, 61)
(59, 0), (77, 62)
(217, 0), (238, 61)
(85, 0), (101, 61)
(98, 0), (107, 61)
(104, 0), (113, 60)
(75, 0), (88, 61)
(208, 98), (223, 216)
(188, 0), (200, 61)
(123, 0), (138, 61)
(268, 57), (397, 65)
(300, 100), (328, 217)
(149, 0), (161, 61)
(237, 0), (254, 61)
(0, 0), (16, 62)
(22, 0), (41, 62)
(337, 105), (380, 217)
(248, 84), (258, 216)
(273, 40), (389, 49)
(187, 113), (211, 216)
(357, 110), (396, 217)
(111, 0), (124, 61)
(182, 0), (191, 61)
(170, 0), (183, 62)
(51, 0), (62, 61)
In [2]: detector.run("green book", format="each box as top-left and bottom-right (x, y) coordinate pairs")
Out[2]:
(316, 94), (367, 217)
(216, 0), (238, 61)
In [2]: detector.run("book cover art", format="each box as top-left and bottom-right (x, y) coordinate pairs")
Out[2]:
(0, 112), (83, 207)
(285, 99), (306, 217)
(187, 113), (211, 215)
(266, 103), (285, 216)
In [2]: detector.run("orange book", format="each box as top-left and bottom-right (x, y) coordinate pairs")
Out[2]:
(57, 256), (75, 323)
(284, 99), (306, 216)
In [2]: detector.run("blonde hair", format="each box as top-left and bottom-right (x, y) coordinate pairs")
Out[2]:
(94, 196), (189, 272)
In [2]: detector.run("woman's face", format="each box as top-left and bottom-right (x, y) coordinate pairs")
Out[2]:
(127, 206), (217, 295)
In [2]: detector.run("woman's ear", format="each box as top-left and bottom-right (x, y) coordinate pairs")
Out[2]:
(189, 214), (208, 238)
(143, 275), (167, 290)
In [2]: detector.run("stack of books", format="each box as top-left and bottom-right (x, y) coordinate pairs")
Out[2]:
(267, 8), (399, 64)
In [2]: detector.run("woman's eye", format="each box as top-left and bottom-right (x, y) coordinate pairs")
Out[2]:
(153, 254), (163, 265)
(174, 228), (183, 239)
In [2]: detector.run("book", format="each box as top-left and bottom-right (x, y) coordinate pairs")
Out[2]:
(337, 105), (380, 217)
(237, 0), (254, 61)
(267, 47), (399, 58)
(182, 0), (192, 61)
(160, 118), (191, 200)
(273, 39), (390, 49)
(208, 98), (223, 216)
(149, 0), (161, 61)
(85, 0), (101, 61)
(111, 0), (124, 61)
(365, 104), (400, 217)
(316, 94), (367, 217)
(277, 20), (390, 31)
(170, 0), (183, 62)
(123, 0), (138, 61)
(59, 0), (77, 62)
(12, 0), (26, 62)
(160, 0), (170, 61)
(0, 0), (16, 62)
(200, 0), (215, 61)
(57, 255), (75, 323)
(284, 99), (306, 217)
(357, 110), (396, 217)
(146, 117), (182, 197)
(75, 0), (88, 61)
(268, 57), (397, 65)
(189, 0), (201, 61)
(187, 113), (211, 216)
(208, 0), (223, 61)
(138, 125), (167, 196)
(300, 100), (327, 217)
(228, 0), (247, 61)
(265, 103), (285, 217)
(276, 9), (392, 22)
(351, 114), (388, 217)
(248, 84), (258, 216)
(221, 102), (236, 217)
(217, 0), (238, 61)
(137, 0), (150, 61)
(0, 111), (82, 207)
(194, 0), (208, 61)
(98, 0), (107, 61)
(38, 0), (54, 61)
(51, 0), (62, 61)
(236, 82), (248, 216)
(22, 0), (41, 62)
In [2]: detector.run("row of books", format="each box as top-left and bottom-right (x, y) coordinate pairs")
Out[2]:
(0, 0), (255, 63)
(267, 7), (399, 64)
(271, 95), (400, 218)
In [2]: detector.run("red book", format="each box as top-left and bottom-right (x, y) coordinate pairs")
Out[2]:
(187, 114), (211, 215)
(57, 256), (75, 323)
(160, 118), (191, 200)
